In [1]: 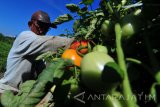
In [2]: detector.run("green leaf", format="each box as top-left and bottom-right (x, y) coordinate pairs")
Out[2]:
(74, 27), (88, 37)
(36, 51), (54, 61)
(150, 83), (159, 103)
(82, 0), (94, 5)
(1, 90), (15, 107)
(37, 58), (72, 81)
(73, 19), (81, 32)
(19, 80), (36, 93)
(1, 58), (73, 107)
(21, 97), (41, 105)
(19, 59), (73, 106)
(66, 3), (80, 13)
(85, 18), (97, 39)
(62, 77), (78, 86)
(53, 14), (73, 25)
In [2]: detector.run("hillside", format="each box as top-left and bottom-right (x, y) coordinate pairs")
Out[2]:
(0, 33), (15, 72)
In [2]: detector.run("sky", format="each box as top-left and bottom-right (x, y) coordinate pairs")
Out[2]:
(0, 0), (99, 37)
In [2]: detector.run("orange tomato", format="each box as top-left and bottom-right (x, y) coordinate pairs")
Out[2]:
(61, 49), (82, 67)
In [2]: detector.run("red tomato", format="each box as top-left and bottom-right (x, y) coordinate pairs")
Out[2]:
(69, 41), (80, 50)
(70, 40), (89, 54)
(79, 40), (88, 54)
(61, 49), (82, 67)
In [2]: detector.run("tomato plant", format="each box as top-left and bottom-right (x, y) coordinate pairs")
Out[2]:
(61, 49), (82, 67)
(3, 0), (160, 107)
(51, 1), (160, 106)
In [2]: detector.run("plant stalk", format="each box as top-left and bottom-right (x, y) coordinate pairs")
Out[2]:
(115, 23), (136, 107)
(102, 0), (114, 14)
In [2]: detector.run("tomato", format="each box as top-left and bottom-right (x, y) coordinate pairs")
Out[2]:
(80, 51), (120, 93)
(70, 40), (89, 54)
(121, 9), (143, 40)
(70, 41), (80, 50)
(79, 40), (88, 54)
(69, 83), (80, 98)
(62, 49), (82, 67)
(92, 45), (108, 54)
(100, 20), (113, 38)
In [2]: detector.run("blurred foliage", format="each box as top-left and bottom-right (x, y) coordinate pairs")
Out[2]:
(0, 33), (15, 72)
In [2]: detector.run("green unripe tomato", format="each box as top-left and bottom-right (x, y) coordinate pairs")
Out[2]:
(121, 9), (143, 40)
(121, 23), (134, 39)
(69, 83), (80, 98)
(100, 20), (113, 38)
(80, 52), (119, 93)
(92, 45), (108, 54)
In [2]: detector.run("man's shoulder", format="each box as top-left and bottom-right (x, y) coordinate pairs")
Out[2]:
(18, 31), (35, 37)
(16, 31), (37, 39)
(14, 31), (37, 44)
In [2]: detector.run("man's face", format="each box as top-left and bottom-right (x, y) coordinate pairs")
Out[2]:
(31, 20), (50, 35)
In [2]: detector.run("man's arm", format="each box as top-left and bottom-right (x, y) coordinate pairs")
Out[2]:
(16, 35), (74, 57)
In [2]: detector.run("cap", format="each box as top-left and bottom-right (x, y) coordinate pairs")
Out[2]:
(31, 10), (57, 28)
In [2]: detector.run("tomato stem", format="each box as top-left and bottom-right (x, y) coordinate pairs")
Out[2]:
(115, 23), (136, 107)
(106, 2), (114, 14)
(101, 0), (114, 14)
(102, 0), (121, 21)
(76, 46), (87, 57)
(117, 0), (127, 11)
(74, 66), (78, 79)
(126, 58), (154, 76)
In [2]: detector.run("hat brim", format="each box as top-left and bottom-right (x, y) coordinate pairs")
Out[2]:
(50, 23), (57, 28)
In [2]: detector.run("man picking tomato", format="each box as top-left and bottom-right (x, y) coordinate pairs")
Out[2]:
(0, 10), (74, 93)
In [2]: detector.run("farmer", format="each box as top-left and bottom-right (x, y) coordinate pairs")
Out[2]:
(0, 10), (74, 93)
